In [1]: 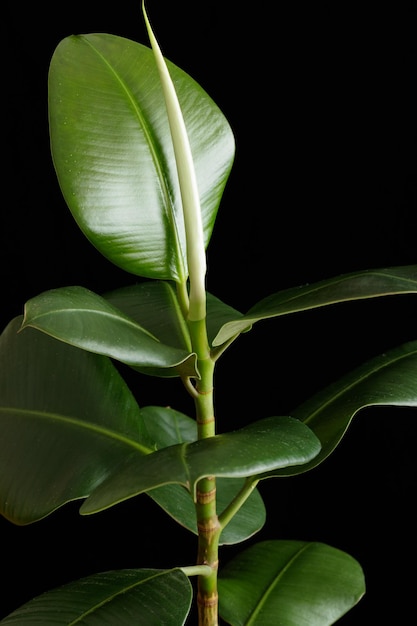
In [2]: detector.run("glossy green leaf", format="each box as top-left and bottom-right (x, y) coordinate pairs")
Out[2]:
(80, 416), (321, 514)
(140, 405), (198, 448)
(218, 540), (365, 625)
(104, 282), (192, 352)
(104, 280), (193, 377)
(0, 317), (148, 525)
(206, 291), (246, 348)
(0, 569), (192, 625)
(213, 265), (417, 346)
(49, 33), (235, 282)
(22, 285), (198, 378)
(267, 340), (417, 478)
(136, 406), (266, 544)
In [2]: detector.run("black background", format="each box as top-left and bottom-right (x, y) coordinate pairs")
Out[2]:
(2, 2), (417, 623)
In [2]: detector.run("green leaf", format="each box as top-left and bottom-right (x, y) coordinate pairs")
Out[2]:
(49, 33), (235, 282)
(218, 540), (365, 626)
(140, 405), (198, 448)
(0, 317), (148, 525)
(104, 281), (194, 377)
(135, 406), (266, 544)
(213, 265), (417, 346)
(206, 291), (246, 347)
(0, 569), (192, 625)
(104, 282), (192, 352)
(267, 340), (417, 478)
(22, 285), (198, 378)
(80, 416), (321, 514)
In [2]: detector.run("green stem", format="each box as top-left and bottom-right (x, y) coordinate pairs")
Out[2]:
(188, 317), (220, 625)
(196, 492), (221, 626)
(188, 319), (214, 435)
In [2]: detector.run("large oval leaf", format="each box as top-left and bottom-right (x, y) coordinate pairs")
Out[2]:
(80, 416), (321, 514)
(135, 406), (266, 545)
(0, 317), (148, 524)
(49, 33), (235, 281)
(213, 265), (417, 346)
(22, 285), (198, 378)
(1, 569), (192, 625)
(104, 280), (194, 377)
(218, 540), (365, 625)
(140, 405), (198, 448)
(104, 281), (192, 352)
(266, 340), (417, 478)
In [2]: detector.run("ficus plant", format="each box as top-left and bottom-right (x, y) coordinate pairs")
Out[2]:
(1, 2), (416, 625)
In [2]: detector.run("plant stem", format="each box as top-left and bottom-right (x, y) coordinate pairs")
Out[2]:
(196, 489), (221, 626)
(188, 318), (220, 625)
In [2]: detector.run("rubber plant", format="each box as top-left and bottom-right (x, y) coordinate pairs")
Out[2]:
(1, 2), (416, 625)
